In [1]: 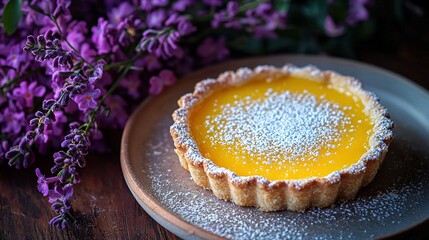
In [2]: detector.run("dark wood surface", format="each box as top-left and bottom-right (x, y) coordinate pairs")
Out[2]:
(1, 45), (429, 240)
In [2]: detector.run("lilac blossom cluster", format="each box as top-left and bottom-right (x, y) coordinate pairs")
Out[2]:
(0, 0), (371, 228)
(325, 0), (371, 37)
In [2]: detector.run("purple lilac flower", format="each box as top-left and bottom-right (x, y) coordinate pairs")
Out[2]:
(64, 21), (88, 52)
(22, 1), (51, 27)
(203, 0), (223, 7)
(212, 2), (286, 37)
(0, 103), (26, 134)
(166, 14), (196, 36)
(138, 14), (193, 59)
(245, 3), (286, 38)
(91, 18), (115, 54)
(139, 29), (182, 59)
(109, 2), (134, 25)
(119, 72), (141, 99)
(47, 184), (74, 228)
(149, 69), (176, 95)
(197, 37), (229, 65)
(7, 44), (28, 69)
(24, 33), (78, 70)
(48, 184), (73, 205)
(51, 111), (68, 136)
(347, 0), (369, 25)
(80, 43), (96, 63)
(13, 81), (46, 108)
(104, 95), (128, 128)
(212, 1), (240, 28)
(325, 16), (345, 37)
(36, 168), (59, 196)
(140, 0), (168, 10)
(73, 88), (101, 111)
(5, 127), (36, 169)
(173, 0), (195, 11)
(117, 18), (143, 47)
(146, 9), (167, 29)
(88, 60), (105, 84)
(52, 0), (72, 19)
(141, 54), (162, 71)
(35, 0), (71, 34)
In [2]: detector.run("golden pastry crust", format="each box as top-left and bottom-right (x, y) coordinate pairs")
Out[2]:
(170, 65), (394, 211)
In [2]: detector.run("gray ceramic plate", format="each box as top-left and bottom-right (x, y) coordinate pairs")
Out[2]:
(121, 55), (429, 239)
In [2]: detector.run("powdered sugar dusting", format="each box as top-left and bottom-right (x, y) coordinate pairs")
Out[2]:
(205, 90), (352, 164)
(142, 122), (429, 239)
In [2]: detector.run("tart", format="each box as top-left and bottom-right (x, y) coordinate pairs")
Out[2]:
(170, 65), (393, 211)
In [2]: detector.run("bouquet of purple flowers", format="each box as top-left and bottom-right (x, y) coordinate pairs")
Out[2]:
(0, 0), (413, 229)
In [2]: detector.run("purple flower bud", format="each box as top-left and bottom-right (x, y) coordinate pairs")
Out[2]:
(35, 111), (44, 117)
(23, 151), (35, 168)
(44, 30), (54, 40)
(51, 164), (61, 174)
(63, 85), (74, 93)
(143, 29), (158, 38)
(5, 148), (20, 160)
(61, 140), (71, 148)
(36, 124), (44, 134)
(177, 20), (196, 36)
(53, 39), (61, 47)
(46, 40), (54, 48)
(146, 39), (159, 53)
(59, 168), (70, 183)
(37, 35), (46, 47)
(70, 51), (82, 63)
(76, 143), (86, 150)
(51, 202), (63, 211)
(31, 49), (40, 56)
(53, 154), (65, 163)
(49, 215), (69, 229)
(29, 118), (39, 126)
(64, 132), (74, 140)
(60, 94), (70, 108)
(47, 111), (56, 122)
(73, 135), (82, 142)
(27, 35), (36, 45)
(18, 137), (28, 151)
(25, 131), (36, 140)
(42, 99), (56, 110)
(73, 173), (80, 184)
(64, 157), (72, 165)
(34, 54), (45, 62)
(69, 122), (80, 129)
(52, 6), (64, 18)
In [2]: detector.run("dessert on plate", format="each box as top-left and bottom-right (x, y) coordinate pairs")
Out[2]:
(170, 65), (393, 211)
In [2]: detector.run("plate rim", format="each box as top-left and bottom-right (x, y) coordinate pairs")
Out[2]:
(120, 54), (429, 239)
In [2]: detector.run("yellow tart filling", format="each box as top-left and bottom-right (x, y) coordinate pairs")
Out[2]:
(189, 75), (374, 181)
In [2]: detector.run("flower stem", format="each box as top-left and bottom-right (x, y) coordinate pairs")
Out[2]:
(103, 54), (141, 70)
(83, 64), (132, 133)
(50, 16), (93, 68)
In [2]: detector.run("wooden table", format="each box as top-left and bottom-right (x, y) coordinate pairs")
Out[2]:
(1, 45), (429, 239)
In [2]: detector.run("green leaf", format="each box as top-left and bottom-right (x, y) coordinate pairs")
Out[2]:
(2, 0), (22, 35)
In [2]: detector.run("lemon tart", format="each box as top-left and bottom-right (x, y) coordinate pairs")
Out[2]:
(170, 65), (394, 211)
